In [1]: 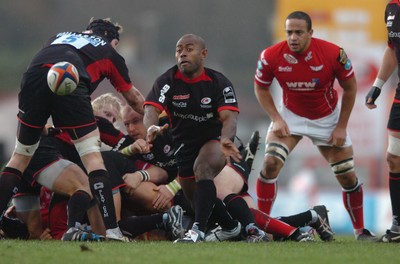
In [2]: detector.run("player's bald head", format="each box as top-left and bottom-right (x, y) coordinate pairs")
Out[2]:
(177, 34), (206, 49)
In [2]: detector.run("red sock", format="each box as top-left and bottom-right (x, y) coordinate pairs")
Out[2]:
(250, 208), (296, 237)
(342, 184), (364, 230)
(256, 177), (277, 214)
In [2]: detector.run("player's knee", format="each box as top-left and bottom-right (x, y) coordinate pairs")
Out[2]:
(330, 157), (355, 176)
(386, 152), (400, 172)
(73, 135), (101, 157)
(265, 141), (289, 167)
(387, 134), (400, 157)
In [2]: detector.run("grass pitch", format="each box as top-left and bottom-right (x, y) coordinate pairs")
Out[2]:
(0, 235), (397, 264)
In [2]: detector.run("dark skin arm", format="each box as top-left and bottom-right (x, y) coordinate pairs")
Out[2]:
(219, 110), (242, 163)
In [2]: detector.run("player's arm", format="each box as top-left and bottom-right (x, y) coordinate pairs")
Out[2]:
(330, 76), (357, 146)
(254, 82), (290, 137)
(121, 86), (145, 115)
(143, 105), (164, 143)
(366, 46), (397, 109)
(219, 110), (241, 162)
(337, 76), (357, 130)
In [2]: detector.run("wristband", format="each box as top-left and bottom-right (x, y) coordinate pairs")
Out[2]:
(165, 179), (182, 196)
(121, 145), (134, 156)
(372, 78), (385, 89)
(137, 170), (150, 182)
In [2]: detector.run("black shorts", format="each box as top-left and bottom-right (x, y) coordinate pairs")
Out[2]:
(17, 65), (96, 144)
(388, 102), (400, 131)
(176, 137), (250, 191)
(229, 157), (250, 193)
(175, 139), (213, 178)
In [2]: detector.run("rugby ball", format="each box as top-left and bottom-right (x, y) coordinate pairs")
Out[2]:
(47, 61), (79, 95)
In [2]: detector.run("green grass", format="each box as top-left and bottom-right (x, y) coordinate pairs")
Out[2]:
(0, 236), (398, 264)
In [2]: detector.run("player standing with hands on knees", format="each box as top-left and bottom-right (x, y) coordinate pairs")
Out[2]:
(144, 34), (245, 243)
(0, 18), (144, 241)
(254, 11), (376, 241)
(365, 0), (400, 243)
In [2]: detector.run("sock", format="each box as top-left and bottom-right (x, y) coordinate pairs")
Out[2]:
(250, 208), (296, 237)
(277, 210), (314, 227)
(342, 180), (364, 232)
(67, 190), (92, 228)
(256, 176), (277, 215)
(209, 199), (237, 230)
(193, 180), (216, 232)
(0, 167), (22, 221)
(118, 214), (163, 238)
(89, 169), (117, 229)
(224, 193), (255, 227)
(389, 172), (400, 231)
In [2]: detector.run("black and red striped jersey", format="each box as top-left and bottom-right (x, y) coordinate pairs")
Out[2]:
(145, 65), (240, 145)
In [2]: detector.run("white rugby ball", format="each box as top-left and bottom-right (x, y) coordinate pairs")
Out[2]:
(47, 61), (79, 96)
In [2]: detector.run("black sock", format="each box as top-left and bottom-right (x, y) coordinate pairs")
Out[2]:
(277, 210), (313, 227)
(193, 180), (216, 232)
(118, 214), (163, 238)
(224, 193), (255, 228)
(389, 172), (400, 226)
(0, 167), (22, 221)
(210, 198), (237, 230)
(67, 190), (92, 228)
(89, 169), (117, 229)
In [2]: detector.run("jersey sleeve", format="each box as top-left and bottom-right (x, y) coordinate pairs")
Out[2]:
(108, 53), (133, 93)
(215, 74), (240, 113)
(333, 47), (354, 81)
(144, 78), (168, 112)
(96, 116), (134, 148)
(254, 48), (275, 87)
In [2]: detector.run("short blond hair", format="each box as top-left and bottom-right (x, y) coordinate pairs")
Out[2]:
(92, 93), (123, 120)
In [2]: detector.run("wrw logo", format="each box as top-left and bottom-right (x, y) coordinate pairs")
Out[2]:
(286, 82), (316, 90)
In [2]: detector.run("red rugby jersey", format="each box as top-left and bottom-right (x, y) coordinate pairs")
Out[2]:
(255, 38), (354, 120)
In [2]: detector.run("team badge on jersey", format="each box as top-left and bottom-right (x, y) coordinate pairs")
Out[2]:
(337, 48), (352, 70)
(223, 87), (236, 103)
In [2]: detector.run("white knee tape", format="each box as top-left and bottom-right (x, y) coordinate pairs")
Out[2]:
(265, 141), (289, 164)
(330, 157), (355, 175)
(73, 136), (101, 157)
(387, 134), (400, 156)
(14, 139), (39, 156)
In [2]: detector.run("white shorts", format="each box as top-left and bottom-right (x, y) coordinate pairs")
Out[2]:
(268, 105), (352, 147)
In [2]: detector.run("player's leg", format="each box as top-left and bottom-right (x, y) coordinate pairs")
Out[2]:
(318, 145), (375, 241)
(257, 133), (300, 214)
(36, 159), (105, 240)
(381, 130), (400, 242)
(212, 165), (268, 242)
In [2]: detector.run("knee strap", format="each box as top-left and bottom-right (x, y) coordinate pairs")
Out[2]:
(265, 141), (289, 164)
(330, 157), (355, 175)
